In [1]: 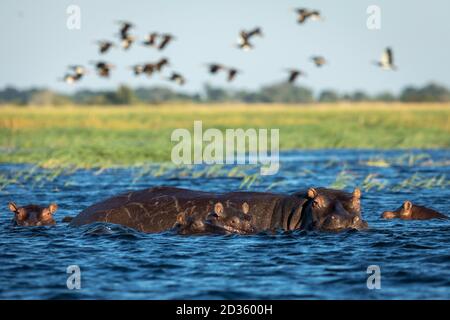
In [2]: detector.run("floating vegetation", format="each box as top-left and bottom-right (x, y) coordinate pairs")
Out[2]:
(361, 152), (448, 168)
(329, 170), (357, 190)
(360, 173), (388, 191)
(0, 164), (80, 192)
(364, 160), (390, 168)
(391, 174), (448, 192)
(0, 149), (448, 195)
(239, 173), (261, 190)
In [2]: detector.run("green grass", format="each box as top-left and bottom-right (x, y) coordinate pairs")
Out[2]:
(0, 103), (449, 168)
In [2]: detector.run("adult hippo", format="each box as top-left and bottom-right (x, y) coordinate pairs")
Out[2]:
(66, 186), (368, 233)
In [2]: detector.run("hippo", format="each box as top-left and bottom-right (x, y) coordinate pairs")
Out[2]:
(382, 201), (448, 220)
(66, 186), (368, 233)
(173, 202), (256, 235)
(7, 202), (58, 226)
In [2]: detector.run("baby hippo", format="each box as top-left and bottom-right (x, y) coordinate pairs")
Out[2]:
(8, 202), (58, 226)
(173, 202), (256, 235)
(382, 201), (447, 220)
(205, 202), (256, 234)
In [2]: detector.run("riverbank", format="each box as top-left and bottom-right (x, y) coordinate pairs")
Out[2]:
(0, 103), (449, 168)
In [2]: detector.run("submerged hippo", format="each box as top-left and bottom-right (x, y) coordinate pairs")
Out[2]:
(7, 202), (58, 226)
(66, 186), (367, 233)
(173, 202), (256, 235)
(382, 201), (448, 220)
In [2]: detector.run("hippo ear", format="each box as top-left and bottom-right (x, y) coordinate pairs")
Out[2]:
(8, 202), (18, 213)
(242, 202), (250, 214)
(48, 203), (58, 215)
(403, 201), (412, 211)
(214, 202), (224, 216)
(352, 188), (361, 199)
(307, 188), (318, 199)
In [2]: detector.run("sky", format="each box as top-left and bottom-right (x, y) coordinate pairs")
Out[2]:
(0, 0), (449, 94)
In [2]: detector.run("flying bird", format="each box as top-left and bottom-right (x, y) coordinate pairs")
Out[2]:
(130, 64), (144, 76)
(142, 33), (159, 47)
(68, 65), (86, 77)
(237, 27), (263, 50)
(168, 72), (185, 85)
(158, 34), (175, 50)
(236, 36), (253, 51)
(61, 65), (86, 84)
(62, 74), (78, 84)
(311, 56), (327, 67)
(287, 69), (306, 84)
(118, 21), (133, 38)
(374, 47), (397, 70)
(155, 58), (169, 72)
(227, 68), (240, 82)
(97, 41), (115, 54)
(91, 61), (114, 78)
(120, 34), (135, 50)
(142, 63), (155, 76)
(295, 8), (322, 24)
(207, 63), (225, 74)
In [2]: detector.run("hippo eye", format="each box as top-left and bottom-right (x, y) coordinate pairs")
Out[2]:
(231, 218), (239, 224)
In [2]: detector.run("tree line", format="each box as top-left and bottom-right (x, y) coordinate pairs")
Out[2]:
(0, 82), (449, 106)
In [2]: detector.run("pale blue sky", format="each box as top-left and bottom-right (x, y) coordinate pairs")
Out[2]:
(0, 0), (449, 94)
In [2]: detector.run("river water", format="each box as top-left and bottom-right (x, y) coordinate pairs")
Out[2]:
(0, 149), (449, 299)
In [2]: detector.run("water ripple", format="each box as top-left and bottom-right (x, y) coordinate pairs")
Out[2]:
(0, 149), (449, 299)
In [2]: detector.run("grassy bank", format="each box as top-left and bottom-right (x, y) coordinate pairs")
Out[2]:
(0, 103), (449, 168)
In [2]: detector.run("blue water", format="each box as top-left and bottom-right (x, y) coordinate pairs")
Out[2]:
(0, 149), (449, 299)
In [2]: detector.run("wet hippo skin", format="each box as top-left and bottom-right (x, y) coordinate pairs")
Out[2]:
(69, 186), (368, 233)
(382, 201), (447, 220)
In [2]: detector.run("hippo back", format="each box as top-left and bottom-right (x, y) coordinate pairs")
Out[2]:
(69, 187), (219, 232)
(69, 186), (306, 233)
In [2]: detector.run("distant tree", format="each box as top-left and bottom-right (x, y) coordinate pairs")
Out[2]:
(111, 85), (137, 105)
(28, 89), (71, 106)
(374, 91), (397, 102)
(258, 82), (314, 103)
(203, 84), (230, 102)
(1, 82), (449, 106)
(400, 83), (450, 102)
(318, 89), (340, 102)
(419, 83), (449, 102)
(234, 90), (262, 103)
(350, 90), (371, 102)
(400, 86), (421, 102)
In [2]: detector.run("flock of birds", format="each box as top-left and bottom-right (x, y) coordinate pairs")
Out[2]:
(62, 8), (397, 86)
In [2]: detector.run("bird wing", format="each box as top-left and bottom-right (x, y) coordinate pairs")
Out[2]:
(228, 70), (237, 81)
(247, 28), (261, 38)
(288, 71), (299, 83)
(159, 37), (171, 50)
(386, 48), (394, 65)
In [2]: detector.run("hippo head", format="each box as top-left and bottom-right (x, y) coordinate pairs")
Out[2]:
(173, 209), (208, 235)
(382, 201), (412, 219)
(314, 187), (362, 216)
(204, 202), (256, 235)
(302, 188), (368, 231)
(8, 202), (58, 226)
